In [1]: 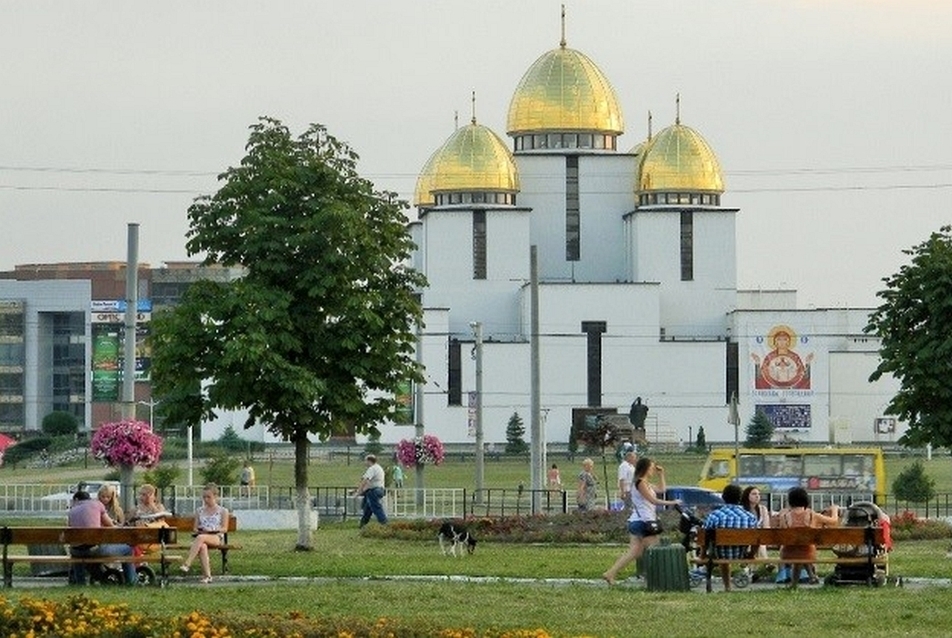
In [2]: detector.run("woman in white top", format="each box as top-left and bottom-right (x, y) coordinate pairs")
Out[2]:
(602, 457), (680, 585)
(179, 483), (229, 584)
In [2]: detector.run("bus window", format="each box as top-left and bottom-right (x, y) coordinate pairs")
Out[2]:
(803, 454), (839, 478)
(779, 455), (803, 476)
(738, 454), (764, 478)
(708, 460), (730, 479)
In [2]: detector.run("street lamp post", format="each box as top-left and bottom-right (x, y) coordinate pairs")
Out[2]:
(137, 399), (157, 430)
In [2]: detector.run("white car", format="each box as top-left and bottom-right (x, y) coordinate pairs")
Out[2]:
(40, 480), (121, 508)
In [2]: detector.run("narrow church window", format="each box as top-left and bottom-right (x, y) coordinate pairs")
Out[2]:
(473, 210), (487, 279)
(448, 338), (462, 406)
(566, 156), (580, 261)
(680, 210), (694, 281)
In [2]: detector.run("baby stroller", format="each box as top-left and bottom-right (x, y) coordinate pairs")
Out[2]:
(826, 501), (890, 587)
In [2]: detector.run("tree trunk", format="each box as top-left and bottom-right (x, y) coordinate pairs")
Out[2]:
(293, 434), (313, 550)
(119, 463), (135, 515)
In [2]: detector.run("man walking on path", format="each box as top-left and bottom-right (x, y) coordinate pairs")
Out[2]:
(356, 454), (388, 528)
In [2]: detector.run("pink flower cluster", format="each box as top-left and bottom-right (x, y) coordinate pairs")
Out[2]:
(395, 434), (445, 468)
(90, 420), (163, 469)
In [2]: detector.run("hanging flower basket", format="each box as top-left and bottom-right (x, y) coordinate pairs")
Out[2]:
(90, 419), (163, 469)
(396, 434), (445, 468)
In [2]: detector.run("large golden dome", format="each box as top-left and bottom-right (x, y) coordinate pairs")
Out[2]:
(636, 122), (724, 193)
(507, 45), (624, 136)
(425, 121), (520, 199)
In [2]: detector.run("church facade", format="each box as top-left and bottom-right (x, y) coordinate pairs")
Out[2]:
(395, 27), (902, 448)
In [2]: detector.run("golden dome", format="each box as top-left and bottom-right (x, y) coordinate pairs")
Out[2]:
(636, 122), (724, 193)
(413, 147), (440, 208)
(427, 121), (520, 196)
(507, 46), (624, 136)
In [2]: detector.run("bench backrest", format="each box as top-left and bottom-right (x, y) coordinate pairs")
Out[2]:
(165, 515), (237, 533)
(1, 526), (177, 547)
(698, 526), (885, 550)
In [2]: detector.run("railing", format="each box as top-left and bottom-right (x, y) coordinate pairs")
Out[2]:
(469, 488), (568, 517)
(4, 482), (952, 521)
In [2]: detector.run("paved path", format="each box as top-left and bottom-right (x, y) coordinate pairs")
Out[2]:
(8, 573), (945, 590)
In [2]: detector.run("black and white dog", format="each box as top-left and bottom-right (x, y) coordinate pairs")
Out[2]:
(438, 521), (477, 557)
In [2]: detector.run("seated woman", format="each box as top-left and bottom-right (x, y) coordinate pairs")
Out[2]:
(179, 483), (229, 584)
(777, 486), (840, 584)
(128, 484), (170, 524)
(97, 484), (125, 525)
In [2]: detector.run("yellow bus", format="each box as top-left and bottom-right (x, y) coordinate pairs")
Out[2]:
(699, 447), (887, 504)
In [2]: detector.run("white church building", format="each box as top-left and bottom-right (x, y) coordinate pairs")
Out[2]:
(393, 27), (902, 449)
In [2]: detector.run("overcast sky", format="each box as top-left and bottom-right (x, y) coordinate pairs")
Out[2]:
(1, 1), (950, 309)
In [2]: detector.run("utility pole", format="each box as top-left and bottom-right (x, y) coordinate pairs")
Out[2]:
(415, 321), (425, 505)
(471, 321), (484, 504)
(529, 246), (542, 513)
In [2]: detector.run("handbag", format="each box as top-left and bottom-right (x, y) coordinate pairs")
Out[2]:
(632, 480), (663, 536)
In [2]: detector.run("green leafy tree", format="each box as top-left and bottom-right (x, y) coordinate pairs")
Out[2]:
(505, 412), (528, 455)
(41, 411), (78, 437)
(892, 460), (936, 503)
(745, 412), (774, 447)
(866, 226), (952, 448)
(150, 118), (425, 550)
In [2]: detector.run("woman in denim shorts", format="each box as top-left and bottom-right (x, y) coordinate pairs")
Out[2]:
(602, 457), (680, 585)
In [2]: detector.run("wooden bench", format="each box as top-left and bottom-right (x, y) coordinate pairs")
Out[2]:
(1, 526), (180, 588)
(165, 515), (240, 574)
(696, 526), (888, 592)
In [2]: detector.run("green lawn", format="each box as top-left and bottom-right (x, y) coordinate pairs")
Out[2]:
(5, 524), (951, 637)
(3, 444), (951, 637)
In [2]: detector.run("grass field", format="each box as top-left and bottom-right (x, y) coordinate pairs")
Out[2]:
(3, 524), (950, 637)
(2, 452), (951, 636)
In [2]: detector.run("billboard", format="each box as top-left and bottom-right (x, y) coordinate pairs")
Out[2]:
(90, 300), (152, 402)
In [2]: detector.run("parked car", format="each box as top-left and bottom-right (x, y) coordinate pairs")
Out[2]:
(661, 485), (724, 515)
(40, 480), (121, 508)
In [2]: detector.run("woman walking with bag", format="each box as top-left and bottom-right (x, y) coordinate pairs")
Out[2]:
(602, 457), (680, 585)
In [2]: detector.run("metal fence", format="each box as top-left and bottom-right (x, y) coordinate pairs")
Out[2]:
(3, 482), (952, 521)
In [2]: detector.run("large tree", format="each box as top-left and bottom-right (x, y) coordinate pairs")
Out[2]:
(151, 118), (426, 549)
(865, 226), (952, 448)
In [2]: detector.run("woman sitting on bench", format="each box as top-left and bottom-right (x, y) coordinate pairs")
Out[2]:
(179, 483), (229, 584)
(778, 486), (840, 584)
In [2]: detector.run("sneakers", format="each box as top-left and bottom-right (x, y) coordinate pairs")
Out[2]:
(179, 564), (190, 574)
(200, 576), (212, 584)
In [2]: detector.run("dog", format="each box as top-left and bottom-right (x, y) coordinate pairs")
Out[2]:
(438, 521), (477, 557)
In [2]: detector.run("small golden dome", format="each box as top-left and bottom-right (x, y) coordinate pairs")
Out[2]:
(413, 147), (440, 208)
(636, 122), (724, 193)
(427, 121), (520, 196)
(507, 46), (624, 136)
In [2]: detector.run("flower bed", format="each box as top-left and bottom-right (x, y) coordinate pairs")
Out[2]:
(0, 594), (555, 638)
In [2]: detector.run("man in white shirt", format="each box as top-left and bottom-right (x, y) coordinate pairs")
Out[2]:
(617, 447), (637, 509)
(357, 454), (388, 528)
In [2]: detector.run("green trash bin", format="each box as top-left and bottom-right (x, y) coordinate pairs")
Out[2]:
(644, 543), (690, 591)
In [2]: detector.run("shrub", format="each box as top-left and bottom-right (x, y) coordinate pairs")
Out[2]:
(892, 460), (936, 502)
(3, 435), (52, 465)
(889, 509), (952, 541)
(41, 410), (79, 437)
(142, 464), (181, 490)
(199, 452), (242, 485)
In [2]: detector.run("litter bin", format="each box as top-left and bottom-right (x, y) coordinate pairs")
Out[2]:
(27, 544), (69, 577)
(644, 542), (690, 591)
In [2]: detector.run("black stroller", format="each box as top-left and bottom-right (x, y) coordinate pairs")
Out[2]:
(826, 501), (890, 586)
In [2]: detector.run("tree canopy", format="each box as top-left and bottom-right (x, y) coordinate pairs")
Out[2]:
(865, 225), (952, 448)
(151, 118), (426, 548)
